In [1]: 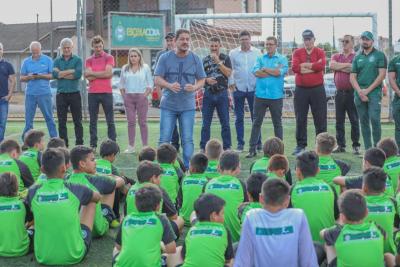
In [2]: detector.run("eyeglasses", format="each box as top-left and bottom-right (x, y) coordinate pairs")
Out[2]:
(341, 40), (351, 44)
(265, 43), (276, 46)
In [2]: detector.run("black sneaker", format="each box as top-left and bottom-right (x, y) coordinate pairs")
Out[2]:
(333, 146), (346, 153)
(236, 145), (244, 153)
(292, 146), (305, 156)
(352, 146), (361, 155)
(245, 150), (257, 158)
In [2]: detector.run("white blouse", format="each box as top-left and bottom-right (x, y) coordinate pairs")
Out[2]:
(119, 64), (154, 94)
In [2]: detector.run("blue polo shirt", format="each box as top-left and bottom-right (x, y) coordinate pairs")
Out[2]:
(0, 59), (15, 98)
(252, 52), (288, 99)
(21, 54), (53, 96)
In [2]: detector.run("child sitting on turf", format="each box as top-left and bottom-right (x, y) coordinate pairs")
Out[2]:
(113, 186), (176, 267)
(46, 137), (66, 149)
(238, 173), (267, 224)
(0, 172), (32, 257)
(204, 150), (248, 242)
(125, 160), (184, 239)
(68, 145), (125, 237)
(315, 132), (350, 193)
(138, 146), (157, 162)
(178, 153), (209, 225)
(333, 148), (394, 196)
(235, 179), (318, 267)
(157, 143), (183, 205)
(167, 193), (234, 267)
(204, 139), (223, 179)
(362, 167), (397, 254)
(267, 154), (289, 180)
(20, 129), (45, 181)
(378, 138), (400, 193)
(36, 147), (71, 184)
(26, 148), (100, 265)
(290, 151), (339, 242)
(0, 139), (34, 196)
(321, 189), (394, 267)
(249, 137), (292, 184)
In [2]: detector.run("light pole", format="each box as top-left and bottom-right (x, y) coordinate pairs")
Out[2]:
(50, 0), (54, 58)
(388, 0), (393, 120)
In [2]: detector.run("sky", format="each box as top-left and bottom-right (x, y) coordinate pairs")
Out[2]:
(0, 0), (398, 44)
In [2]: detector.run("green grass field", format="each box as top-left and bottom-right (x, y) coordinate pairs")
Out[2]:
(0, 119), (395, 266)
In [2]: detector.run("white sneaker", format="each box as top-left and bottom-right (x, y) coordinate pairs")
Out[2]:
(124, 145), (135, 153)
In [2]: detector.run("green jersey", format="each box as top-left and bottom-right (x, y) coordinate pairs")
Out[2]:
(126, 182), (162, 215)
(384, 156), (400, 193)
(0, 196), (30, 257)
(159, 163), (179, 204)
(95, 158), (113, 176)
(19, 148), (41, 181)
(179, 173), (208, 224)
(114, 212), (176, 267)
(26, 178), (94, 265)
(316, 155), (342, 194)
(0, 153), (24, 193)
(291, 177), (336, 242)
(68, 172), (116, 236)
(238, 202), (262, 224)
(205, 175), (246, 242)
(250, 157), (269, 174)
(205, 160), (220, 179)
(324, 222), (384, 267)
(366, 194), (396, 254)
(182, 222), (232, 267)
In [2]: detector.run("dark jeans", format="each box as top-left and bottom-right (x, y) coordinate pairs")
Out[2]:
(56, 92), (83, 147)
(233, 90), (261, 147)
(335, 89), (360, 148)
(294, 85), (327, 148)
(249, 97), (283, 150)
(171, 125), (180, 152)
(88, 93), (116, 147)
(0, 98), (8, 142)
(200, 90), (232, 150)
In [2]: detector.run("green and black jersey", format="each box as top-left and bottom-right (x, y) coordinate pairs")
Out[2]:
(238, 202), (262, 225)
(26, 178), (93, 265)
(384, 156), (400, 193)
(181, 221), (234, 267)
(19, 148), (42, 181)
(114, 212), (176, 267)
(159, 163), (180, 204)
(316, 156), (349, 194)
(204, 175), (247, 242)
(250, 157), (269, 174)
(204, 160), (220, 179)
(0, 153), (34, 195)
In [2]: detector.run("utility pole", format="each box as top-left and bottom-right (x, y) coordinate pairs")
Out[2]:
(274, 0), (282, 53)
(332, 17), (336, 50)
(94, 0), (103, 36)
(388, 0), (393, 120)
(36, 13), (39, 40)
(50, 0), (54, 58)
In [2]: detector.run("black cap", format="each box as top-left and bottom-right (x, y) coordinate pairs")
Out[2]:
(302, 29), (315, 39)
(165, 32), (175, 39)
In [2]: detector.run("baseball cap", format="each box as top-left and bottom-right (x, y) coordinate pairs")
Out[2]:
(302, 29), (315, 39)
(360, 31), (374, 40)
(165, 32), (175, 39)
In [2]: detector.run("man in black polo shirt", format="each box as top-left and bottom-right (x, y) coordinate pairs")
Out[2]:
(0, 43), (16, 142)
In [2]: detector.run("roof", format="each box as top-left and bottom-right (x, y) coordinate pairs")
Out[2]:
(0, 21), (76, 53)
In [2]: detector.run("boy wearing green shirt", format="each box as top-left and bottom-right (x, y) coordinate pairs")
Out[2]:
(363, 167), (397, 254)
(378, 138), (400, 193)
(125, 160), (184, 239)
(68, 145), (125, 237)
(138, 146), (157, 162)
(157, 143), (183, 204)
(204, 139), (222, 179)
(204, 150), (247, 242)
(291, 151), (339, 242)
(26, 148), (100, 265)
(0, 140), (34, 197)
(0, 172), (32, 257)
(315, 132), (350, 193)
(238, 173), (267, 224)
(113, 186), (176, 267)
(267, 154), (291, 183)
(178, 153), (209, 225)
(321, 189), (392, 267)
(167, 193), (234, 267)
(19, 130), (45, 181)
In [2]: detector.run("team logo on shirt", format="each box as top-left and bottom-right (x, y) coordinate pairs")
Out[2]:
(190, 229), (223, 237)
(22, 151), (36, 158)
(183, 179), (207, 186)
(255, 226), (294, 236)
(208, 183), (240, 190)
(96, 166), (112, 175)
(319, 164), (337, 171)
(296, 185), (330, 194)
(0, 203), (21, 212)
(386, 161), (400, 170)
(37, 192), (68, 203)
(124, 217), (157, 227)
(368, 204), (393, 213)
(0, 160), (13, 166)
(343, 230), (380, 242)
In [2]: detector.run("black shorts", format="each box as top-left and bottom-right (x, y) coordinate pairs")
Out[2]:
(27, 228), (34, 253)
(170, 220), (180, 241)
(101, 203), (115, 223)
(80, 224), (92, 255)
(112, 252), (119, 266)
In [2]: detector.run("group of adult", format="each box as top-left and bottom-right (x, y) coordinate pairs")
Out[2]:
(0, 28), (400, 168)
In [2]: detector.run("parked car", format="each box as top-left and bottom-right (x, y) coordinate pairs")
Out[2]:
(113, 89), (125, 114)
(283, 75), (295, 98)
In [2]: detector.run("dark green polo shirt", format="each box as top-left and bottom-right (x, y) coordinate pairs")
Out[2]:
(388, 55), (400, 88)
(351, 48), (387, 96)
(52, 55), (82, 93)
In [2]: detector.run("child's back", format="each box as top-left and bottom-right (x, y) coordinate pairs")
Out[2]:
(204, 159), (219, 179)
(180, 173), (208, 224)
(19, 148), (41, 180)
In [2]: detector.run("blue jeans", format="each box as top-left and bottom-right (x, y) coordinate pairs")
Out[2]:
(22, 94), (58, 140)
(0, 99), (9, 142)
(233, 90), (261, 147)
(159, 108), (195, 169)
(200, 90), (231, 150)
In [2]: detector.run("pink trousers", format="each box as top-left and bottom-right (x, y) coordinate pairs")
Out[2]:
(123, 93), (148, 146)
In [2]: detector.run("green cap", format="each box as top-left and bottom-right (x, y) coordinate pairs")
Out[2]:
(361, 31), (374, 40)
